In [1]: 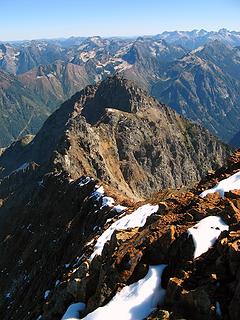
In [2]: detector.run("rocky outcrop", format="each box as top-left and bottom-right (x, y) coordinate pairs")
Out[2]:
(0, 146), (239, 319)
(0, 76), (229, 198)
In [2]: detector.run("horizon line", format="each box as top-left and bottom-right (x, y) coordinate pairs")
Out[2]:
(1, 27), (240, 43)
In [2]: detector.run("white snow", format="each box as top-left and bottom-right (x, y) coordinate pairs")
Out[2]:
(61, 302), (86, 320)
(47, 73), (55, 78)
(188, 216), (229, 258)
(85, 238), (95, 246)
(64, 154), (71, 167)
(90, 204), (159, 260)
(101, 196), (115, 208)
(113, 204), (127, 213)
(13, 51), (20, 60)
(55, 280), (61, 287)
(78, 176), (93, 187)
(190, 46), (204, 54)
(44, 290), (50, 300)
(80, 51), (96, 62)
(106, 217), (114, 223)
(14, 162), (30, 174)
(90, 186), (104, 200)
(200, 171), (240, 198)
(150, 46), (157, 56)
(83, 264), (166, 320)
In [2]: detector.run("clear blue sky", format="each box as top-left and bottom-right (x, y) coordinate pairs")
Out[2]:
(1, 0), (239, 41)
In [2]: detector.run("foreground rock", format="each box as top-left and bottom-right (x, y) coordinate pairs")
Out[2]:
(0, 150), (239, 319)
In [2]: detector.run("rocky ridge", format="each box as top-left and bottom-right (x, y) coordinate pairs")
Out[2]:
(0, 76), (229, 198)
(0, 76), (237, 320)
(0, 143), (240, 319)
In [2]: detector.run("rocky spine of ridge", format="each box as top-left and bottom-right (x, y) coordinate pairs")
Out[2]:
(0, 143), (240, 319)
(0, 76), (235, 320)
(0, 76), (230, 199)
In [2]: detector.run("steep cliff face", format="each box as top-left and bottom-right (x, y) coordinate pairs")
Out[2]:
(0, 76), (229, 198)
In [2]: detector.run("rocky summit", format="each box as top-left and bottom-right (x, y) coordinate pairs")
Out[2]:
(0, 76), (236, 320)
(0, 76), (229, 198)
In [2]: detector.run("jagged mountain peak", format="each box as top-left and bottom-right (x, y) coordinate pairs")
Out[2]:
(0, 75), (160, 179)
(81, 75), (156, 123)
(0, 77), (230, 199)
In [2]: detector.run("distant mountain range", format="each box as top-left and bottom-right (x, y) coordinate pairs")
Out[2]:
(154, 28), (240, 49)
(0, 29), (240, 147)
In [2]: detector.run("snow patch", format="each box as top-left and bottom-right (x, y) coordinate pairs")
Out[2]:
(90, 204), (159, 260)
(15, 162), (30, 173)
(90, 186), (104, 200)
(83, 264), (166, 320)
(80, 51), (96, 62)
(86, 238), (95, 246)
(44, 290), (50, 300)
(64, 154), (71, 167)
(190, 46), (204, 54)
(55, 280), (61, 287)
(101, 196), (115, 208)
(61, 302), (86, 320)
(78, 176), (93, 187)
(47, 73), (55, 78)
(9, 163), (30, 176)
(200, 171), (240, 198)
(150, 46), (157, 56)
(188, 216), (229, 258)
(113, 205), (127, 213)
